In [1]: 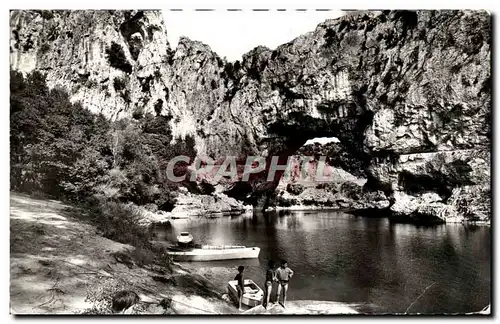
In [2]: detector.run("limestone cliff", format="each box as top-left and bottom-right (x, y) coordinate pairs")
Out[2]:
(10, 10), (491, 222)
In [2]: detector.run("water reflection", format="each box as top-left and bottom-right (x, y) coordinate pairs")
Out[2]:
(155, 211), (490, 314)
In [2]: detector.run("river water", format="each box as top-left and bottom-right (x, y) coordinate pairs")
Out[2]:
(155, 210), (490, 314)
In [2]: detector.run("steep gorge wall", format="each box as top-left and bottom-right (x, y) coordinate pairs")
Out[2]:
(10, 10), (491, 221)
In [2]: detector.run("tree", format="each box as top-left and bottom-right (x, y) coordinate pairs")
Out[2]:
(10, 70), (111, 198)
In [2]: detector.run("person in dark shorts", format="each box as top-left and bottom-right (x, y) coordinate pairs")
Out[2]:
(263, 260), (277, 309)
(234, 265), (245, 311)
(275, 260), (294, 308)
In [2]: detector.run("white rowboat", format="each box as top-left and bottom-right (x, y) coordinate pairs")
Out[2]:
(228, 279), (264, 308)
(176, 232), (193, 246)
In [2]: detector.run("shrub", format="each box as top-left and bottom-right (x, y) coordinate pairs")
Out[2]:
(302, 199), (316, 206)
(132, 106), (143, 120)
(106, 42), (132, 73)
(113, 77), (126, 91)
(40, 42), (50, 54)
(276, 196), (297, 207)
(154, 190), (177, 212)
(316, 182), (338, 194)
(340, 182), (363, 200)
(197, 180), (215, 195)
(87, 198), (152, 248)
(131, 246), (155, 266)
(84, 197), (172, 268)
(323, 200), (335, 207)
(154, 99), (163, 115)
(40, 10), (54, 20)
(454, 186), (491, 221)
(324, 28), (337, 47)
(286, 183), (305, 195)
(223, 61), (240, 81)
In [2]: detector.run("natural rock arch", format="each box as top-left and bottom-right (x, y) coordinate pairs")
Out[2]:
(10, 10), (491, 219)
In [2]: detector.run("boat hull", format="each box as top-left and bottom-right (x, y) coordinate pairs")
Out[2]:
(168, 246), (260, 262)
(228, 279), (263, 308)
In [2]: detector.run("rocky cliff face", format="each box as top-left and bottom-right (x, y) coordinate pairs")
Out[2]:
(10, 10), (172, 119)
(10, 10), (491, 222)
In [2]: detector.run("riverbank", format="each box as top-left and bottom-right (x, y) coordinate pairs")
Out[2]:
(9, 192), (360, 315)
(137, 191), (253, 225)
(135, 182), (490, 227)
(9, 192), (235, 314)
(266, 204), (491, 226)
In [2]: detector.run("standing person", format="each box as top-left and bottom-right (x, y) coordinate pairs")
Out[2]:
(263, 260), (277, 309)
(276, 260), (294, 308)
(234, 265), (245, 311)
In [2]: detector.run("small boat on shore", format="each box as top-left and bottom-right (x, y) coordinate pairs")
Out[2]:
(228, 279), (264, 308)
(167, 245), (260, 262)
(176, 232), (193, 247)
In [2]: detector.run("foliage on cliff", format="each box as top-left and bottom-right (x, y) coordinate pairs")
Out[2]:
(10, 70), (196, 206)
(10, 70), (199, 251)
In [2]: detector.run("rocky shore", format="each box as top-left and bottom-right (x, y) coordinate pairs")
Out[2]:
(137, 176), (490, 226)
(136, 190), (253, 225)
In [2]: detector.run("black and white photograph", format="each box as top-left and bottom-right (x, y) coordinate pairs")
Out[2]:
(8, 6), (491, 316)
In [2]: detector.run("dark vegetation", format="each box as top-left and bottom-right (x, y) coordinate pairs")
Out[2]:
(286, 183), (304, 195)
(221, 60), (241, 101)
(40, 42), (50, 54)
(106, 42), (132, 73)
(113, 76), (126, 91)
(34, 10), (55, 20)
(132, 106), (144, 120)
(210, 79), (217, 90)
(454, 186), (491, 221)
(138, 75), (154, 93)
(393, 10), (419, 40)
(316, 182), (338, 194)
(10, 70), (196, 263)
(275, 196), (297, 207)
(339, 182), (363, 200)
(22, 34), (34, 51)
(146, 25), (160, 40)
(324, 28), (337, 47)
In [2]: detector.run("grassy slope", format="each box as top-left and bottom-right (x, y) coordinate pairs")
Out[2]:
(9, 192), (233, 315)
